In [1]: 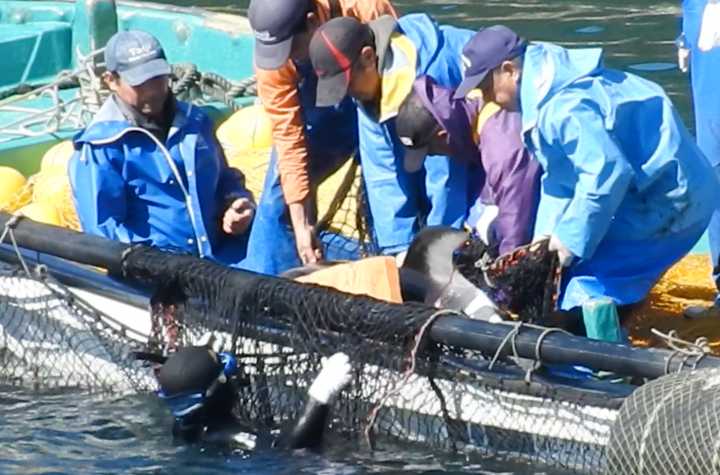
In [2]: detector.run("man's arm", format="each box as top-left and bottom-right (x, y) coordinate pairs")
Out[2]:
(481, 110), (541, 255)
(67, 144), (137, 243)
(255, 63), (308, 207)
(341, 0), (399, 20)
(255, 64), (321, 262)
(276, 353), (352, 450)
(543, 99), (634, 260)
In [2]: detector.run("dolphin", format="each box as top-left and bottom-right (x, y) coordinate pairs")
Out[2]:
(399, 226), (504, 323)
(280, 227), (504, 323)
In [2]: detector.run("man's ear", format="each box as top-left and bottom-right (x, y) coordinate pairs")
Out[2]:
(306, 12), (319, 31)
(500, 60), (516, 76)
(102, 71), (119, 92)
(358, 46), (376, 69)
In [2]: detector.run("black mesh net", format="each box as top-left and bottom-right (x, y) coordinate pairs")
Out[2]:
(115, 244), (619, 473)
(0, 260), (155, 394)
(454, 239), (563, 325)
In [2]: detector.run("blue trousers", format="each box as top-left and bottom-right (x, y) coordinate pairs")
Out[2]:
(242, 145), (360, 276)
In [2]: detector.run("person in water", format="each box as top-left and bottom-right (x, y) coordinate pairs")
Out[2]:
(453, 25), (720, 341)
(68, 30), (255, 269)
(678, 0), (720, 319)
(308, 14), (476, 257)
(245, 0), (397, 276)
(156, 344), (352, 448)
(394, 75), (540, 256)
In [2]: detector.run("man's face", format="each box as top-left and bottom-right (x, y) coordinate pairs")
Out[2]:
(347, 47), (380, 101)
(480, 60), (521, 111)
(104, 73), (169, 118)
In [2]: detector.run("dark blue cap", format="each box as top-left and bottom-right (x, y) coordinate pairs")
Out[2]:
(104, 30), (172, 87)
(249, 0), (313, 70)
(453, 25), (527, 100)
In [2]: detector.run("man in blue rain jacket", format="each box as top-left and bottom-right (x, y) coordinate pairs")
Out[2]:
(453, 25), (720, 341)
(68, 30), (255, 268)
(679, 0), (720, 318)
(308, 14), (475, 255)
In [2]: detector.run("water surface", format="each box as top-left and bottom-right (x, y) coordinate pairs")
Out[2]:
(2, 0), (690, 473)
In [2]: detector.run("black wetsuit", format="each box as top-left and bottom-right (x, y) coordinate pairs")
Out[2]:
(155, 346), (332, 451)
(170, 383), (332, 450)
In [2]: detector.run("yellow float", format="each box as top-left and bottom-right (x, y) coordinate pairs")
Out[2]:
(16, 202), (62, 226)
(0, 166), (32, 214)
(40, 140), (75, 172)
(215, 104), (274, 160)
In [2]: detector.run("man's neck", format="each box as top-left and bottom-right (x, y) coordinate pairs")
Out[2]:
(113, 93), (176, 141)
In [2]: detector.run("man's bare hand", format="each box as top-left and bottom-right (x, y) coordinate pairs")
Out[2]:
(294, 223), (323, 265)
(222, 197), (255, 236)
(288, 201), (323, 265)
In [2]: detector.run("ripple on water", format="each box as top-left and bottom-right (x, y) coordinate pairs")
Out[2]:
(627, 62), (678, 72)
(576, 25), (605, 33)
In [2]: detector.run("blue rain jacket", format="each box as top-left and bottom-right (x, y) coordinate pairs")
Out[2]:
(519, 42), (720, 309)
(681, 0), (720, 300)
(68, 96), (254, 268)
(357, 14), (475, 255)
(682, 0), (720, 168)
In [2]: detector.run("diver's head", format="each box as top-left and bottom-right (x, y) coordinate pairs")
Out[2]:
(157, 346), (242, 442)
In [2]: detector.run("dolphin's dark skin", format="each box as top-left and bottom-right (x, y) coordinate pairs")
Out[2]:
(399, 227), (502, 322)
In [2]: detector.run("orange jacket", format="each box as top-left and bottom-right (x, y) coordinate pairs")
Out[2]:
(254, 0), (398, 205)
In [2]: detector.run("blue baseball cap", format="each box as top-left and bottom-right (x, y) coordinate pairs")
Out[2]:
(249, 0), (312, 71)
(453, 25), (527, 100)
(104, 30), (172, 87)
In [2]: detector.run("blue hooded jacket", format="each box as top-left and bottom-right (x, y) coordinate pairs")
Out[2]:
(519, 42), (720, 308)
(68, 96), (254, 268)
(357, 14), (475, 255)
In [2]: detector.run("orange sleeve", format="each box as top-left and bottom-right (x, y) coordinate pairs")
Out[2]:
(256, 0), (399, 206)
(255, 61), (310, 205)
(339, 0), (399, 21)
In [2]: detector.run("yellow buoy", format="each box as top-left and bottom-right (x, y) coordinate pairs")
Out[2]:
(31, 163), (80, 230)
(0, 166), (27, 208)
(215, 104), (274, 158)
(17, 202), (62, 226)
(32, 164), (71, 204)
(40, 140), (75, 173)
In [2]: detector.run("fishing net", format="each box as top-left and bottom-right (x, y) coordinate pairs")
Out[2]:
(107, 243), (620, 473)
(454, 239), (562, 325)
(605, 366), (720, 475)
(0, 259), (155, 394)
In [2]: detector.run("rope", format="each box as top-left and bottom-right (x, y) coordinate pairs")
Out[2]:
(363, 309), (462, 446)
(487, 320), (574, 383)
(0, 48), (258, 140)
(651, 328), (712, 374)
(0, 213), (32, 277)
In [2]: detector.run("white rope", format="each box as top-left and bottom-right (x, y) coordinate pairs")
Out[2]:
(0, 47), (107, 141)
